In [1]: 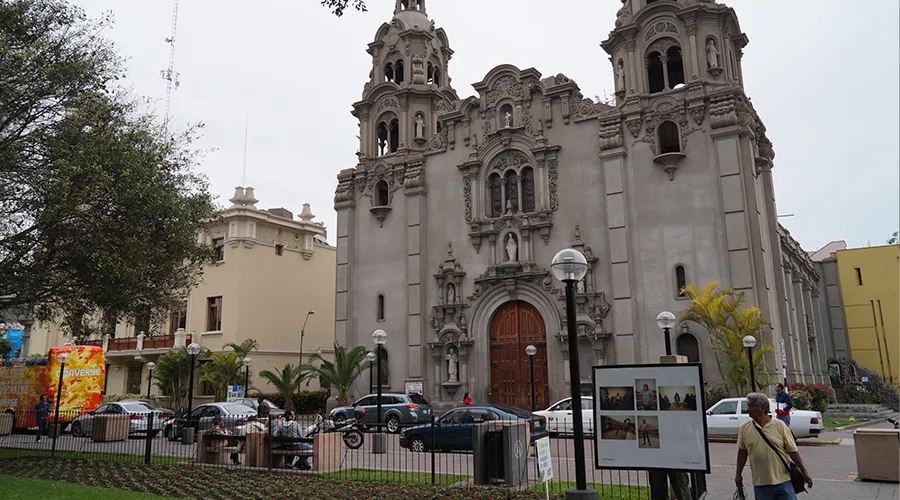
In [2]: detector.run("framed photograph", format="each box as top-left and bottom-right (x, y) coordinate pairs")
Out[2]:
(592, 363), (709, 472)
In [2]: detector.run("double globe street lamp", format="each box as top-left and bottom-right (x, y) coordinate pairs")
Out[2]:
(550, 248), (597, 500)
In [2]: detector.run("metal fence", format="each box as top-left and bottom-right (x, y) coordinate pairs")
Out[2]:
(0, 410), (707, 498)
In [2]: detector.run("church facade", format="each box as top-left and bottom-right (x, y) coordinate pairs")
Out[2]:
(333, 0), (829, 412)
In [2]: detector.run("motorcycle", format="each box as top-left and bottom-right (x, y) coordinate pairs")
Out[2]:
(307, 412), (365, 449)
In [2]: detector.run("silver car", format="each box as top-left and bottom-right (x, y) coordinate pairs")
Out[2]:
(70, 401), (166, 438)
(163, 402), (256, 441)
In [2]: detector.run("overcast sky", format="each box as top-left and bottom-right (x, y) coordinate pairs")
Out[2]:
(78, 0), (899, 251)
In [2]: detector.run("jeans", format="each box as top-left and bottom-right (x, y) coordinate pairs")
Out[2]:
(754, 480), (796, 500)
(279, 442), (313, 468)
(36, 417), (48, 439)
(777, 415), (791, 427)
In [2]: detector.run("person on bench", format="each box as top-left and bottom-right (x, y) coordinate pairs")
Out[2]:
(274, 410), (312, 470)
(209, 418), (240, 465)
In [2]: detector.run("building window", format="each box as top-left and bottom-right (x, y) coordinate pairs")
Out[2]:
(855, 267), (863, 285)
(377, 294), (385, 321)
(489, 174), (503, 218)
(658, 121), (681, 154)
(213, 237), (225, 261)
(647, 52), (665, 94)
(275, 244), (284, 256)
(521, 167), (536, 213)
(647, 45), (686, 93)
(676, 333), (701, 363)
(126, 365), (143, 394)
(375, 180), (390, 207)
(206, 297), (223, 332)
(169, 302), (187, 335)
(376, 118), (400, 156)
(504, 170), (519, 213)
(675, 265), (687, 297)
(666, 46), (685, 88)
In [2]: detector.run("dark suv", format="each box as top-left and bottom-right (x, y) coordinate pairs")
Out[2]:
(330, 393), (432, 433)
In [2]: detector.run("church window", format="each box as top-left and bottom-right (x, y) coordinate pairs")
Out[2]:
(377, 294), (385, 321)
(394, 60), (405, 84)
(677, 333), (701, 363)
(375, 181), (390, 207)
(389, 118), (399, 152)
(384, 62), (394, 83)
(521, 167), (535, 213)
(658, 121), (680, 154)
(647, 52), (665, 94)
(377, 122), (389, 156)
(666, 46), (685, 88)
(401, 0), (410, 9)
(489, 174), (503, 218)
(504, 170), (519, 213)
(675, 264), (687, 297)
(427, 63), (442, 86)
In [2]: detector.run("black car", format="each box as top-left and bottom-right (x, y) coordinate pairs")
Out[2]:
(399, 404), (548, 452)
(330, 393), (432, 433)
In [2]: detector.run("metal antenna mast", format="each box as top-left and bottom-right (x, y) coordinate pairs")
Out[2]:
(160, 0), (180, 127)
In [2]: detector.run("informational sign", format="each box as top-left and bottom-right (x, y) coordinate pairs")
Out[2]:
(404, 380), (423, 395)
(592, 363), (709, 472)
(226, 385), (245, 401)
(535, 436), (553, 483)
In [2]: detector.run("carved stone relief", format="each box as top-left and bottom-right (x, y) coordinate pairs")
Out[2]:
(645, 21), (678, 41)
(486, 76), (526, 107)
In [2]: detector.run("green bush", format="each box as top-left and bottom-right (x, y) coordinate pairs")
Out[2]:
(704, 385), (729, 410)
(788, 383), (829, 413)
(103, 393), (158, 403)
(790, 390), (812, 411)
(256, 390), (328, 414)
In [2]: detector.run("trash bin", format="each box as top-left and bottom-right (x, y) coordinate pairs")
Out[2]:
(484, 429), (505, 483)
(472, 421), (529, 486)
(181, 426), (196, 445)
(48, 423), (62, 439)
(854, 428), (899, 482)
(0, 413), (13, 435)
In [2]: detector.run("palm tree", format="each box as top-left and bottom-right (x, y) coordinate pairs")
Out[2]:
(302, 343), (367, 406)
(153, 346), (209, 412)
(225, 339), (259, 359)
(199, 353), (243, 401)
(258, 363), (306, 412)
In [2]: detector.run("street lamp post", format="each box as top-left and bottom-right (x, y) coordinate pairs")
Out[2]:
(550, 249), (597, 500)
(656, 311), (677, 356)
(298, 310), (315, 367)
(372, 329), (387, 454)
(743, 335), (758, 392)
(243, 356), (252, 397)
(146, 361), (156, 399)
(51, 352), (68, 458)
(184, 343), (200, 444)
(366, 351), (376, 395)
(525, 345), (537, 411)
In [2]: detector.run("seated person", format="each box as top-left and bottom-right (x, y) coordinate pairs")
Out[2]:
(208, 418), (240, 466)
(273, 411), (312, 470)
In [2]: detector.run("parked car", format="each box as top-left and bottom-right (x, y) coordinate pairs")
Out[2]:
(230, 398), (285, 417)
(706, 397), (823, 439)
(330, 393), (432, 433)
(534, 396), (595, 436)
(163, 402), (256, 440)
(399, 404), (548, 453)
(133, 399), (175, 420)
(70, 401), (166, 438)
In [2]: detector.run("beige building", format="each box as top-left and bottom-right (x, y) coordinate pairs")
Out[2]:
(25, 187), (336, 402)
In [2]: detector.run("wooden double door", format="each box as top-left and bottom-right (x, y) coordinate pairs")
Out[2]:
(489, 301), (549, 411)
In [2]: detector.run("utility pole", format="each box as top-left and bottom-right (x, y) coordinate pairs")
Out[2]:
(160, 0), (180, 127)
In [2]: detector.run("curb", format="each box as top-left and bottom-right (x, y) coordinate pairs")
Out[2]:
(708, 437), (842, 446)
(824, 416), (898, 432)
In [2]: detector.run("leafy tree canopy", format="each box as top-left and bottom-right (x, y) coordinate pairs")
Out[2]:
(320, 0), (367, 17)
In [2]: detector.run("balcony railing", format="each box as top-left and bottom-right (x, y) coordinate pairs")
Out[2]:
(98, 328), (191, 354)
(107, 337), (138, 351)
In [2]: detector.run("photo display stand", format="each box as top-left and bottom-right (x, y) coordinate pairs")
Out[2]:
(592, 363), (709, 472)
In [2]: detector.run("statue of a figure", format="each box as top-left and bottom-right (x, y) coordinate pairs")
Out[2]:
(616, 60), (626, 91)
(706, 39), (720, 69)
(504, 111), (512, 128)
(414, 114), (425, 139)
(577, 279), (586, 293)
(447, 283), (456, 304)
(446, 348), (459, 382)
(505, 233), (518, 262)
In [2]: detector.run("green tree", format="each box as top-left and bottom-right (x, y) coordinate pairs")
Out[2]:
(225, 339), (259, 359)
(680, 282), (776, 395)
(888, 231), (899, 245)
(199, 353), (244, 401)
(302, 343), (367, 406)
(0, 338), (12, 358)
(320, 0), (367, 16)
(258, 364), (306, 412)
(152, 346), (209, 412)
(1, 0), (217, 342)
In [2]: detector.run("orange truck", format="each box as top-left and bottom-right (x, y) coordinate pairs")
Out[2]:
(0, 346), (106, 428)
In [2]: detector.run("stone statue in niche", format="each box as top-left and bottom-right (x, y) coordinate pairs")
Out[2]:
(447, 283), (456, 304)
(505, 233), (518, 262)
(446, 348), (459, 382)
(504, 111), (512, 128)
(414, 114), (425, 139)
(706, 39), (720, 69)
(615, 60), (625, 91)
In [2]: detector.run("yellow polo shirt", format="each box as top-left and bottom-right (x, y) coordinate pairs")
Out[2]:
(737, 417), (797, 486)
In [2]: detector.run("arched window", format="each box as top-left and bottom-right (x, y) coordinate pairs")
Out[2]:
(377, 122), (389, 156)
(400, 0), (409, 9)
(375, 180), (389, 207)
(377, 294), (385, 321)
(394, 60), (405, 84)
(521, 167), (535, 213)
(389, 118), (399, 152)
(433, 68), (442, 86)
(647, 52), (665, 94)
(377, 348), (389, 386)
(676, 333), (701, 363)
(658, 121), (680, 154)
(666, 46), (685, 89)
(504, 170), (519, 213)
(427, 63), (435, 84)
(489, 174), (503, 218)
(384, 62), (394, 83)
(675, 264), (687, 297)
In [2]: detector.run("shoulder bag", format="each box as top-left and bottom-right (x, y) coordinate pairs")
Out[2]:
(753, 423), (807, 494)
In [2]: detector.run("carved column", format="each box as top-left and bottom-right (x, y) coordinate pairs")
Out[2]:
(359, 110), (371, 157)
(791, 271), (810, 382)
(810, 287), (829, 381)
(782, 261), (802, 381)
(537, 156), (547, 210)
(431, 347), (443, 400)
(625, 39), (638, 94)
(802, 280), (821, 383)
(404, 161), (427, 384)
(399, 96), (409, 148)
(686, 23), (700, 78)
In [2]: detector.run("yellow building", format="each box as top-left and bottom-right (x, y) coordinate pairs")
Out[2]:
(834, 244), (900, 386)
(26, 187), (337, 402)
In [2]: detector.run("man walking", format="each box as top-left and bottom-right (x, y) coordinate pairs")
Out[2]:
(774, 383), (792, 427)
(34, 395), (50, 442)
(735, 393), (812, 499)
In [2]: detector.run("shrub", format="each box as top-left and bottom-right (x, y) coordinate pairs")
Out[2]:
(829, 358), (899, 411)
(790, 390), (812, 411)
(788, 383), (830, 413)
(103, 393), (159, 403)
(704, 385), (729, 410)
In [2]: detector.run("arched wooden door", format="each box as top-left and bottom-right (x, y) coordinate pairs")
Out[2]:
(489, 301), (549, 410)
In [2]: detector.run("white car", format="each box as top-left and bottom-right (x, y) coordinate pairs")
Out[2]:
(706, 397), (823, 439)
(534, 396), (595, 436)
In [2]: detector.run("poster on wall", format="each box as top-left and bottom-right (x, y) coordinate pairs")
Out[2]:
(592, 363), (709, 472)
(404, 381), (424, 395)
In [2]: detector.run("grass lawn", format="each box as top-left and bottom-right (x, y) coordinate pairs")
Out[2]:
(0, 476), (172, 499)
(529, 481), (649, 499)
(0, 449), (186, 465)
(321, 468), (471, 485)
(822, 417), (871, 429)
